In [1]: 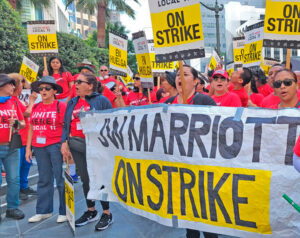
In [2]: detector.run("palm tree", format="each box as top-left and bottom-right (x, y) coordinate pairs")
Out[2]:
(66, 0), (140, 48)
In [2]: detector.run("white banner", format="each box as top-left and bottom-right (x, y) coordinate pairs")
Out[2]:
(81, 105), (300, 238)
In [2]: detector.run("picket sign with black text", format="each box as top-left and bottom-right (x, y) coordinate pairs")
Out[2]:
(226, 62), (234, 77)
(261, 58), (280, 76)
(148, 0), (205, 62)
(19, 56), (39, 83)
(27, 20), (58, 56)
(133, 31), (153, 88)
(232, 36), (245, 69)
(243, 21), (264, 69)
(208, 50), (221, 71)
(264, 0), (300, 49)
(109, 30), (128, 77)
(148, 40), (177, 75)
(80, 105), (300, 238)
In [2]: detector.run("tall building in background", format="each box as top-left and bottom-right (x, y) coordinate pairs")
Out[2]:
(19, 0), (69, 33)
(191, 0), (265, 72)
(74, 10), (97, 39)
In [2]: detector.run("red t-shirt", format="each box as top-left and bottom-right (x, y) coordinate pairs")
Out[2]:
(172, 94), (195, 104)
(228, 83), (234, 91)
(257, 84), (273, 97)
(11, 96), (29, 146)
(250, 93), (264, 107)
(30, 100), (66, 147)
(212, 92), (242, 107)
(269, 100), (300, 109)
(52, 72), (73, 99)
(125, 91), (157, 106)
(231, 88), (248, 107)
(0, 98), (24, 143)
(262, 93), (280, 108)
(70, 99), (90, 138)
(158, 96), (169, 103)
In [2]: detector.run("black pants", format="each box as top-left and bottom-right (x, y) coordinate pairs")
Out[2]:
(69, 138), (109, 211)
(186, 229), (218, 238)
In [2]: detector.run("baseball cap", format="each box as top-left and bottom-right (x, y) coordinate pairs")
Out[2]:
(212, 69), (229, 79)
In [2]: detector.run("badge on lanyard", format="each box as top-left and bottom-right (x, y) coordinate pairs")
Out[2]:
(76, 122), (82, 131)
(36, 136), (46, 144)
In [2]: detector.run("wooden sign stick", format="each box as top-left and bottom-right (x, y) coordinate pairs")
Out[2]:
(43, 56), (47, 72)
(157, 76), (161, 90)
(178, 61), (187, 104)
(286, 49), (291, 70)
(115, 76), (120, 92)
(9, 104), (15, 142)
(148, 88), (152, 104)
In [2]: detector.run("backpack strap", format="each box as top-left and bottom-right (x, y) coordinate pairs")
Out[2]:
(188, 93), (198, 105)
(33, 102), (41, 110)
(296, 101), (300, 108)
(57, 101), (60, 113)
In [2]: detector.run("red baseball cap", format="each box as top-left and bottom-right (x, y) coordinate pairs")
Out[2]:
(212, 69), (229, 79)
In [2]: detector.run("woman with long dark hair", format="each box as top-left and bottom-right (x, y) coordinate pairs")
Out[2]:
(43, 56), (74, 102)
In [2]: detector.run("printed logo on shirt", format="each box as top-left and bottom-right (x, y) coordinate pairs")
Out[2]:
(31, 110), (58, 131)
(0, 109), (17, 128)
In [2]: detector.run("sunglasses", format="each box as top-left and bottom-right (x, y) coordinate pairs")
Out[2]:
(75, 79), (89, 85)
(213, 76), (227, 82)
(38, 86), (52, 92)
(273, 78), (295, 88)
(133, 77), (140, 80)
(21, 80), (26, 83)
(100, 69), (108, 72)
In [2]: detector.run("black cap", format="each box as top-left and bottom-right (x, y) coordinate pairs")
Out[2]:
(31, 76), (63, 94)
(78, 65), (95, 74)
(0, 74), (15, 87)
(165, 71), (176, 88)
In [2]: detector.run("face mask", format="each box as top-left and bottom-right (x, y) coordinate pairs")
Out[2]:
(0, 96), (11, 103)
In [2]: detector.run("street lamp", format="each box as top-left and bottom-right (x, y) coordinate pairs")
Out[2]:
(200, 0), (224, 56)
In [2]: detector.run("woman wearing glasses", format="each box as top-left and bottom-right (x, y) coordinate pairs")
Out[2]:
(43, 56), (74, 102)
(60, 72), (113, 231)
(124, 74), (157, 106)
(210, 69), (242, 107)
(269, 69), (299, 109)
(26, 76), (67, 223)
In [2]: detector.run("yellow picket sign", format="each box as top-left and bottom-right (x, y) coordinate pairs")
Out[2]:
(264, 0), (300, 36)
(19, 56), (39, 83)
(65, 180), (75, 215)
(208, 50), (221, 71)
(136, 53), (152, 79)
(27, 34), (58, 51)
(113, 156), (272, 234)
(109, 45), (127, 70)
(243, 40), (263, 65)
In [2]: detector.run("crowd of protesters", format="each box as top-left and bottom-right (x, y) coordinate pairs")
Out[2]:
(1, 57), (300, 238)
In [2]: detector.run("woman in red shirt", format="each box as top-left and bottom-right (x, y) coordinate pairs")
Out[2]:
(269, 69), (299, 109)
(125, 74), (157, 106)
(0, 74), (25, 220)
(43, 56), (74, 102)
(9, 73), (38, 200)
(26, 76), (67, 223)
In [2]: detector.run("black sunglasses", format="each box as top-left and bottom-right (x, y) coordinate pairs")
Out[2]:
(21, 80), (26, 83)
(100, 69), (108, 72)
(213, 76), (227, 82)
(273, 79), (295, 88)
(38, 86), (52, 92)
(133, 77), (140, 80)
(75, 79), (89, 85)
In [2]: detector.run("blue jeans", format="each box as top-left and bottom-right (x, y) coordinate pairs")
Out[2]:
(34, 143), (66, 215)
(0, 145), (20, 209)
(19, 146), (32, 190)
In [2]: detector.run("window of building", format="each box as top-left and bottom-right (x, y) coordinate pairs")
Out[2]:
(91, 21), (96, 28)
(84, 19), (88, 26)
(292, 49), (298, 56)
(265, 48), (271, 58)
(274, 48), (280, 59)
(77, 18), (81, 24)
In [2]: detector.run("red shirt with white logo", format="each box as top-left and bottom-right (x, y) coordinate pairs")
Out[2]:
(30, 100), (66, 147)
(0, 98), (24, 144)
(250, 93), (264, 107)
(100, 76), (129, 93)
(257, 84), (273, 97)
(262, 93), (280, 108)
(125, 91), (157, 106)
(70, 99), (90, 138)
(11, 96), (29, 146)
(52, 72), (73, 99)
(231, 88), (248, 107)
(212, 92), (242, 107)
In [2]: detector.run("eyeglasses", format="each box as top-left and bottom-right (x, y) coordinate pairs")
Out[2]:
(38, 86), (52, 92)
(75, 79), (89, 85)
(273, 78), (296, 88)
(133, 77), (140, 80)
(100, 69), (108, 72)
(213, 76), (227, 82)
(21, 80), (26, 83)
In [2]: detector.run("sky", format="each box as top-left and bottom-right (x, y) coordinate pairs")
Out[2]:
(119, 0), (153, 39)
